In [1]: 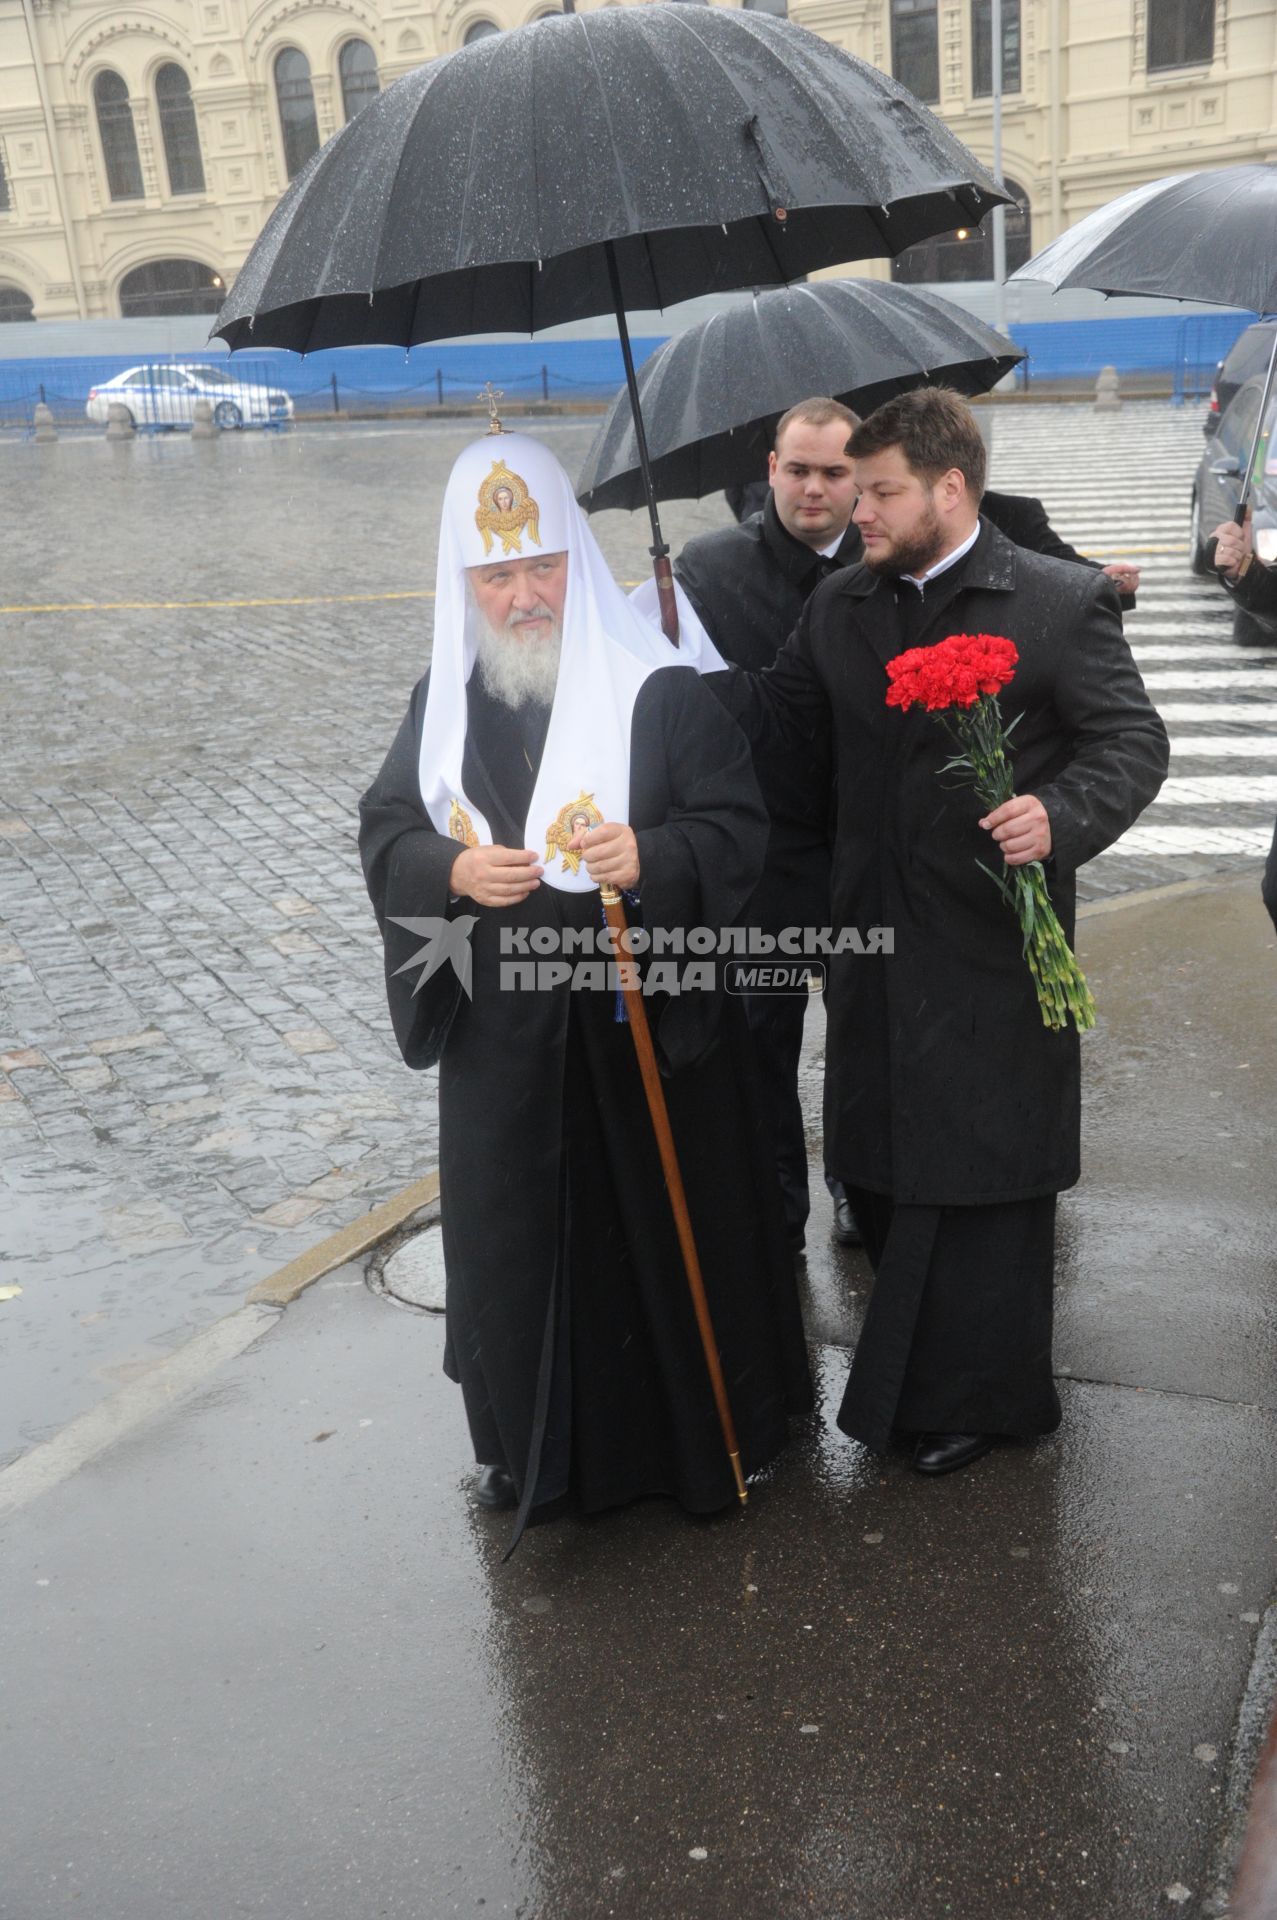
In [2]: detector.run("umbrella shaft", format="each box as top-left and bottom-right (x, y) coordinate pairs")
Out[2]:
(605, 238), (672, 577)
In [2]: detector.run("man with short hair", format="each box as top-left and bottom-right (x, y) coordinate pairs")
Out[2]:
(719, 388), (1169, 1476)
(677, 398), (863, 1253)
(359, 432), (810, 1542)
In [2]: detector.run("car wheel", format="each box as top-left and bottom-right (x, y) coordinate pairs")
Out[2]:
(1189, 490), (1212, 575)
(1233, 605), (1277, 648)
(213, 401), (243, 430)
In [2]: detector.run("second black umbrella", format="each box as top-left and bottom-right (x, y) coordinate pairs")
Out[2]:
(576, 279), (1024, 512)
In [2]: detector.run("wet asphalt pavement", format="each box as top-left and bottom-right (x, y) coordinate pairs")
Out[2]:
(0, 870), (1273, 1920)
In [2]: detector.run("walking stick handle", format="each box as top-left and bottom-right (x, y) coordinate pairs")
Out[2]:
(600, 883), (746, 1505)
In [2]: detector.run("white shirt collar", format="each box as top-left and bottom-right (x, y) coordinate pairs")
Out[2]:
(817, 529), (849, 559)
(900, 520), (981, 591)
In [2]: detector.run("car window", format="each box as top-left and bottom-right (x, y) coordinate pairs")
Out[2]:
(1224, 326), (1277, 384)
(120, 370), (148, 387)
(191, 366), (235, 387)
(1224, 388), (1260, 456)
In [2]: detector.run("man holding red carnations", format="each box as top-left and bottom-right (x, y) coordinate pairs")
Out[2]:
(715, 388), (1169, 1476)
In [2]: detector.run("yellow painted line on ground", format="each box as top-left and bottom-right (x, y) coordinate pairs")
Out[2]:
(0, 589), (435, 615)
(1086, 543), (1190, 557)
(246, 1170), (440, 1307)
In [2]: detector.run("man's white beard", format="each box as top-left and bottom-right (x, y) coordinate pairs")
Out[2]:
(471, 607), (563, 710)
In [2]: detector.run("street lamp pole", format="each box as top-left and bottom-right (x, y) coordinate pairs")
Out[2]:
(991, 0), (1008, 340)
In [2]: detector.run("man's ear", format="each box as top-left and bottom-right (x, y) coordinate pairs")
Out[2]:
(767, 449), (779, 486)
(939, 467), (967, 514)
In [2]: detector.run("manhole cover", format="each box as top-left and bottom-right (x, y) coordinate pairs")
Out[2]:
(377, 1221), (446, 1313)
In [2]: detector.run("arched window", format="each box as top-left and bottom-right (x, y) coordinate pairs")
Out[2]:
(742, 0), (787, 14)
(339, 39), (379, 121)
(891, 177), (1032, 284)
(155, 64), (205, 195)
(119, 258), (223, 318)
(0, 147), (11, 213)
(274, 47), (320, 180)
(94, 70), (144, 202)
(464, 20), (500, 44)
(0, 284), (35, 322)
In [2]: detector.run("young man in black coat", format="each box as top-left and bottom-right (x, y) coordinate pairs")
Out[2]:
(677, 399), (863, 1254)
(717, 388), (1169, 1477)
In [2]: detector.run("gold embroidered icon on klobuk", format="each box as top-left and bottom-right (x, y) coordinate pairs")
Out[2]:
(475, 459), (542, 558)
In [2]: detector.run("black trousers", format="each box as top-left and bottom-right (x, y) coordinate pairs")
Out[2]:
(741, 987), (812, 1236)
(837, 1186), (1062, 1449)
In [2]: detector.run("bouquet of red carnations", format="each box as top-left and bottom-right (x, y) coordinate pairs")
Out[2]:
(885, 632), (1096, 1034)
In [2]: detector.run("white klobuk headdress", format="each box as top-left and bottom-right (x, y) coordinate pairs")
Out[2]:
(419, 431), (725, 894)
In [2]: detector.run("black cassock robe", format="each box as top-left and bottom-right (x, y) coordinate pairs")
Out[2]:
(359, 664), (812, 1535)
(717, 522), (1169, 1450)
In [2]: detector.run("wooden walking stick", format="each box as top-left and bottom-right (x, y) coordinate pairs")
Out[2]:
(599, 882), (747, 1506)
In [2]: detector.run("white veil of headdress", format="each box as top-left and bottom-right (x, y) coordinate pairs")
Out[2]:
(419, 432), (725, 894)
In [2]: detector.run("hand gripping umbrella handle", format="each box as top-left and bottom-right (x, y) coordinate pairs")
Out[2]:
(599, 882), (746, 1505)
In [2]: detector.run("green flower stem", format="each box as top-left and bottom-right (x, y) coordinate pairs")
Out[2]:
(939, 695), (1097, 1035)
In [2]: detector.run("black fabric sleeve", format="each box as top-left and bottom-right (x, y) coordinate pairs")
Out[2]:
(709, 595), (832, 767)
(1033, 574), (1170, 877)
(1263, 818), (1277, 936)
(357, 674), (465, 1070)
(1227, 560), (1277, 632)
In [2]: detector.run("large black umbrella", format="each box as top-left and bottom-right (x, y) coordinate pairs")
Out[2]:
(575, 278), (1024, 512)
(213, 4), (1005, 632)
(1011, 164), (1277, 520)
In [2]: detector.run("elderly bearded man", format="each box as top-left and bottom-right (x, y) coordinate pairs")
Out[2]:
(359, 434), (811, 1544)
(717, 389), (1169, 1477)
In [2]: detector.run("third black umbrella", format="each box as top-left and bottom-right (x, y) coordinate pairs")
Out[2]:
(576, 278), (1025, 512)
(1012, 164), (1277, 522)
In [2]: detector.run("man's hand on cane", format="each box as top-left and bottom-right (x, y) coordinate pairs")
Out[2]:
(568, 821), (641, 890)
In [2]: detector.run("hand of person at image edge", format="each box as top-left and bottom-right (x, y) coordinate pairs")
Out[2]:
(979, 794), (1052, 867)
(1212, 510), (1254, 582)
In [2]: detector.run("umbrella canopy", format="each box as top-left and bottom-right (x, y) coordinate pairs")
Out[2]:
(1009, 164), (1277, 312)
(575, 279), (1024, 511)
(213, 5), (1006, 354)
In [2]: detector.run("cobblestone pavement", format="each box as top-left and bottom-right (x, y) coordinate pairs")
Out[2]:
(1, 405), (1270, 1465)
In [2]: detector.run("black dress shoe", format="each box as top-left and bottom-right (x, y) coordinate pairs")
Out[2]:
(912, 1432), (996, 1476)
(473, 1465), (518, 1510)
(832, 1196), (863, 1247)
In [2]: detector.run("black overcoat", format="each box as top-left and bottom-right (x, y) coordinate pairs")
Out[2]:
(358, 664), (811, 1529)
(718, 520), (1170, 1207)
(676, 494), (859, 933)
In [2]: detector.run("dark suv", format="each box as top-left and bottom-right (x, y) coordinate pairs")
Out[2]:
(1190, 374), (1277, 646)
(1203, 320), (1277, 438)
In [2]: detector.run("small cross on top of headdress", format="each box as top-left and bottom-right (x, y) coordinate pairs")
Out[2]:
(478, 382), (506, 435)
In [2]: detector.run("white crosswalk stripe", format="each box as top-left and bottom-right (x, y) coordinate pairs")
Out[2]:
(989, 402), (1277, 880)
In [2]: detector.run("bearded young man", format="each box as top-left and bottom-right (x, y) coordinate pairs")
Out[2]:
(358, 433), (810, 1546)
(716, 388), (1169, 1477)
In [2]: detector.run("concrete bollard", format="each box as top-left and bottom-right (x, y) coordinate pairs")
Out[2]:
(1095, 365), (1121, 411)
(32, 402), (57, 444)
(190, 398), (217, 440)
(105, 401), (136, 441)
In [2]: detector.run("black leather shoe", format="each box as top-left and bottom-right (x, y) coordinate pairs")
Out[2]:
(832, 1197), (863, 1247)
(912, 1432), (996, 1476)
(473, 1465), (517, 1510)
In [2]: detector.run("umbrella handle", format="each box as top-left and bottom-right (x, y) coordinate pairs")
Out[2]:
(652, 555), (679, 644)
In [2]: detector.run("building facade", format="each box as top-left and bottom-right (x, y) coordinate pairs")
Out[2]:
(0, 0), (1274, 324)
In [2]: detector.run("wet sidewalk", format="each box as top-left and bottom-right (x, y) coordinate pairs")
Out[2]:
(0, 869), (1274, 1920)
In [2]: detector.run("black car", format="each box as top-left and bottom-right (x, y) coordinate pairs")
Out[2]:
(1203, 320), (1277, 439)
(1190, 373), (1277, 647)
